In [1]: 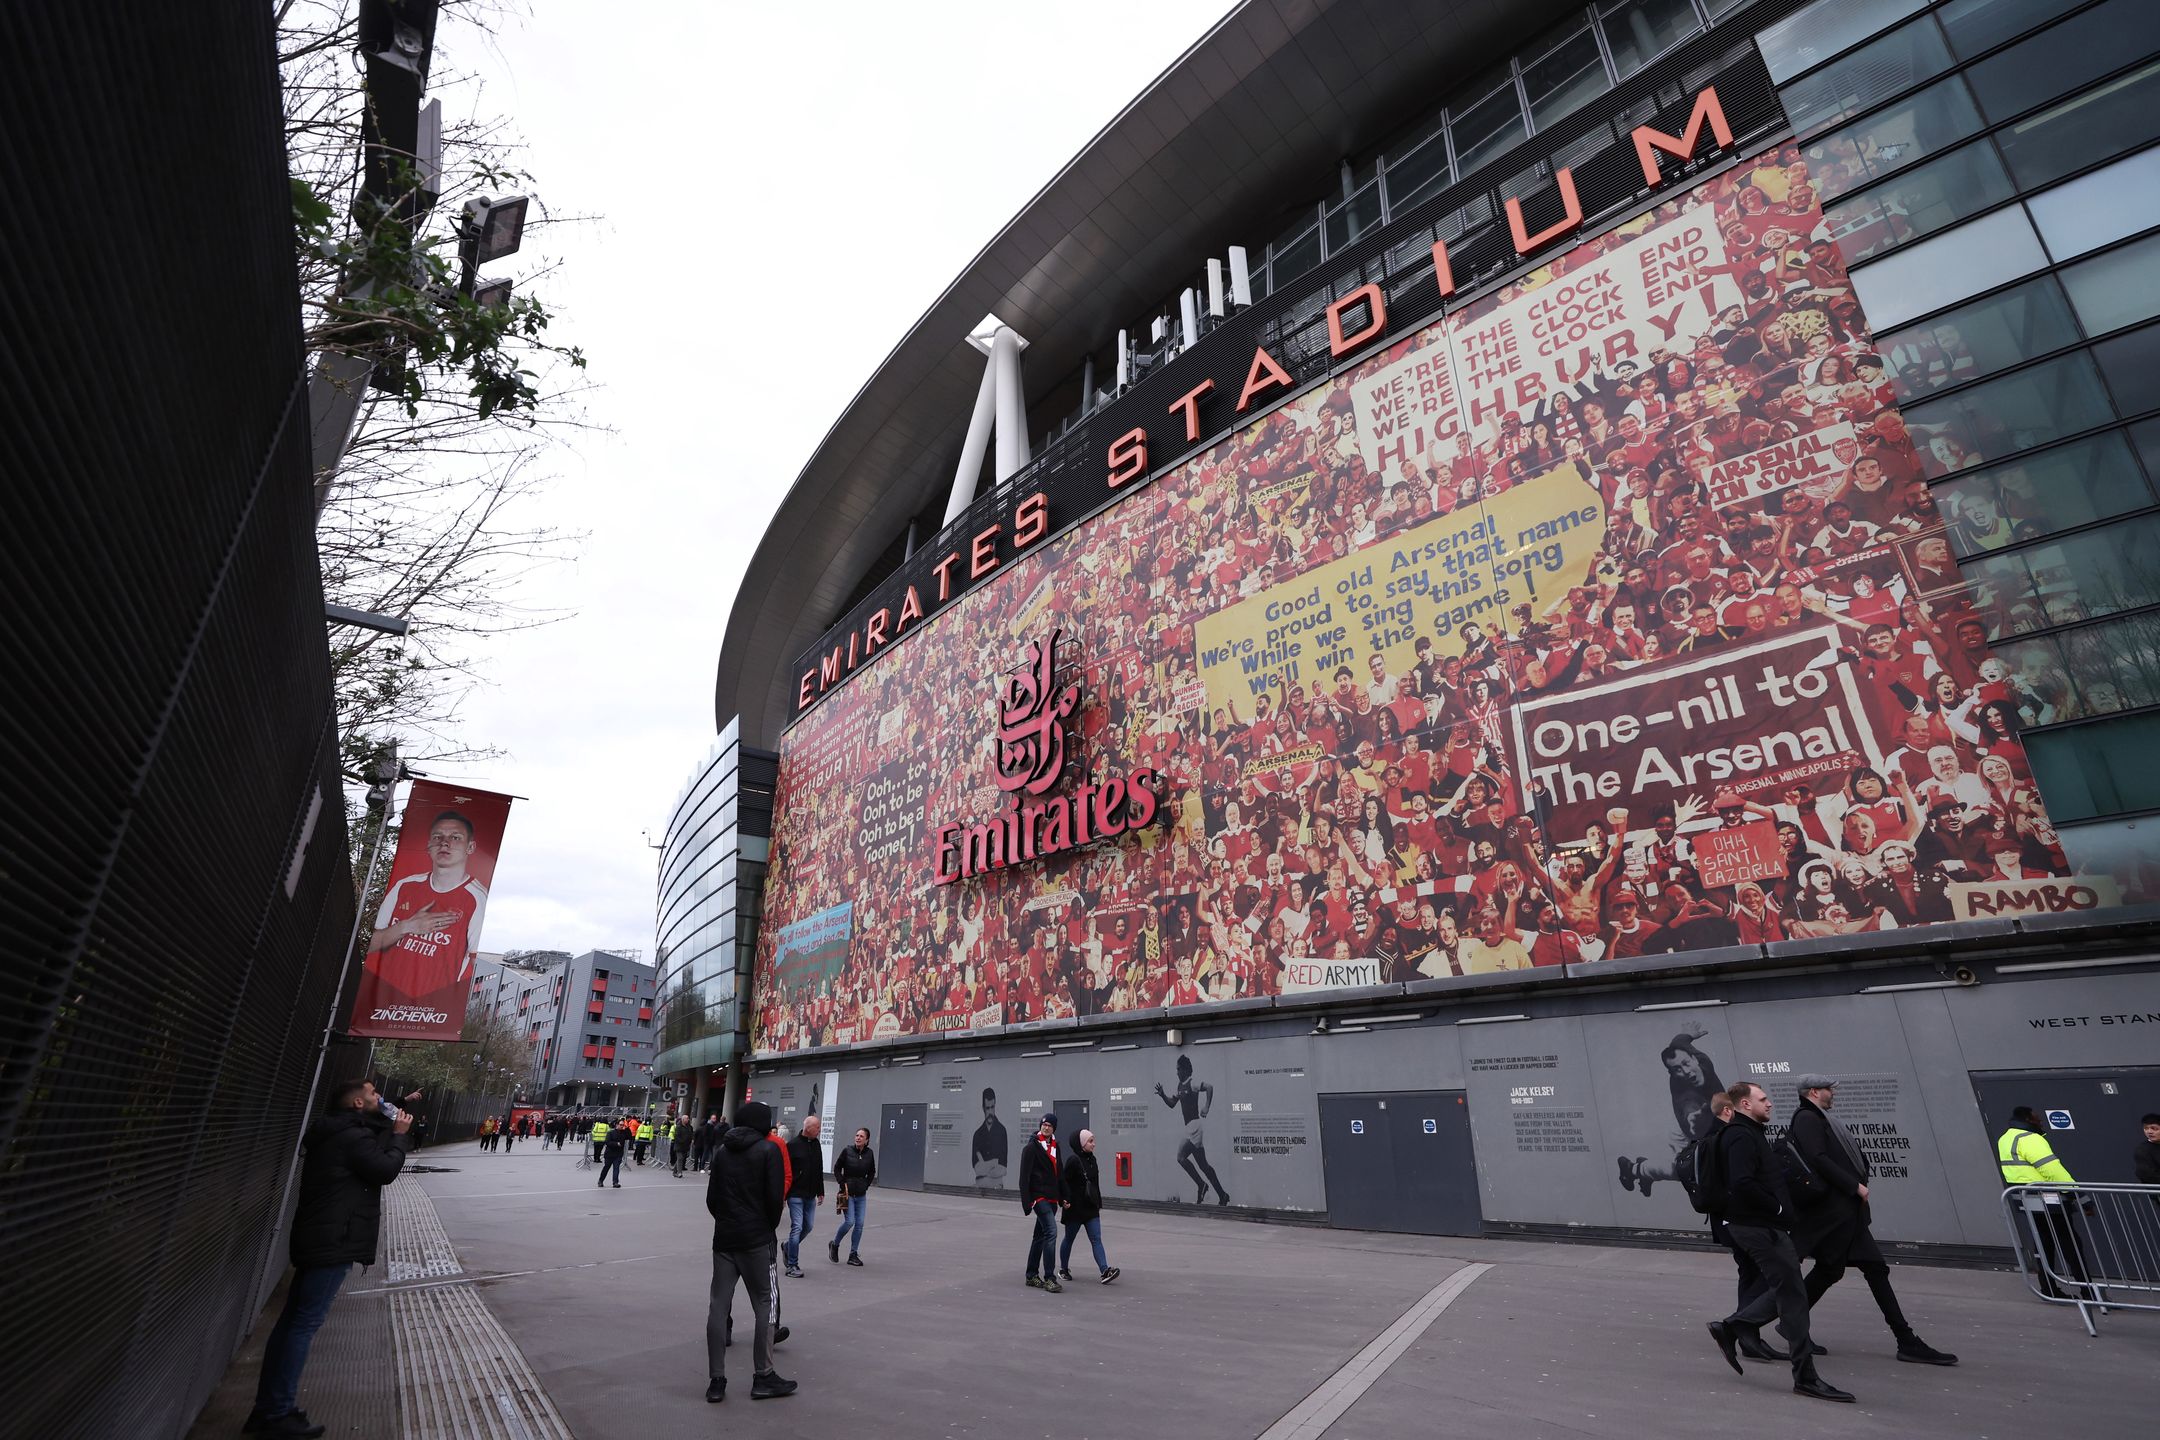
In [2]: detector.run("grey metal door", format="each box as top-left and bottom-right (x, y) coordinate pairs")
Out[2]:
(1971, 1068), (2160, 1185)
(880, 1103), (928, 1190)
(1056, 1098), (1092, 1149)
(1319, 1094), (1394, 1232)
(1320, 1091), (1482, 1235)
(1393, 1091), (1482, 1236)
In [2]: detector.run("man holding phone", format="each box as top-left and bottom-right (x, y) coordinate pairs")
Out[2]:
(243, 1080), (413, 1437)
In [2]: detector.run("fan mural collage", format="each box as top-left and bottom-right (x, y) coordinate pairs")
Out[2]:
(750, 133), (2133, 1060)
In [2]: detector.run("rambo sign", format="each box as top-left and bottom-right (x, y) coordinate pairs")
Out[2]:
(931, 628), (1167, 884)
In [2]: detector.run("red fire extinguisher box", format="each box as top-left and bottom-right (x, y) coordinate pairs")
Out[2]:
(1115, 1151), (1133, 1186)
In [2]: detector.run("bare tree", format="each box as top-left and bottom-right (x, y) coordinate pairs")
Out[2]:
(280, 1), (595, 780)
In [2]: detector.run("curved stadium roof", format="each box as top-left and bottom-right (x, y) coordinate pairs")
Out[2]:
(715, 0), (1585, 746)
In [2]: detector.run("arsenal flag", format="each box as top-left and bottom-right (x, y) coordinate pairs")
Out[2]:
(350, 780), (516, 1040)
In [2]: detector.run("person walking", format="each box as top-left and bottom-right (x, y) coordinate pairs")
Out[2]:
(1788, 1075), (1956, 1365)
(782, 1115), (824, 1277)
(633, 1116), (653, 1168)
(694, 1113), (720, 1172)
(598, 1115), (631, 1188)
(705, 1101), (797, 1403)
(1705, 1082), (1854, 1403)
(1998, 1105), (2087, 1296)
(477, 1116), (495, 1152)
(242, 1080), (414, 1437)
(2136, 1113), (2160, 1188)
(1019, 1112), (1065, 1292)
(589, 1115), (610, 1164)
(673, 1114), (695, 1177)
(1058, 1128), (1120, 1284)
(831, 1126), (875, 1265)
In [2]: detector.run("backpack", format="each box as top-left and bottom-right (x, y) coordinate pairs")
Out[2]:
(1775, 1133), (1829, 1208)
(1678, 1127), (1729, 1216)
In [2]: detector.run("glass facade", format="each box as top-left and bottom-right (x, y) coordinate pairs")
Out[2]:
(651, 718), (775, 1079)
(1785, 0), (2160, 871)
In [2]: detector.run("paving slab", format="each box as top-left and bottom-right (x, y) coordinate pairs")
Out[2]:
(408, 1139), (2159, 1440)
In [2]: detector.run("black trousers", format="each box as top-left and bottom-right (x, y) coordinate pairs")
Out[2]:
(2026, 1202), (2091, 1293)
(1723, 1223), (1815, 1383)
(1804, 1216), (1913, 1338)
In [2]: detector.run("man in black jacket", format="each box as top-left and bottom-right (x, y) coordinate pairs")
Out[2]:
(244, 1079), (412, 1437)
(2136, 1113), (2160, 1189)
(782, 1114), (824, 1277)
(1706, 1082), (1854, 1404)
(1789, 1075), (1956, 1365)
(1019, 1112), (1065, 1292)
(705, 1100), (796, 1402)
(597, 1113), (631, 1188)
(1057, 1128), (1120, 1284)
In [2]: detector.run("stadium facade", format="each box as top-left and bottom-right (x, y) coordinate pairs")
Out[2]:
(705, 0), (2160, 1252)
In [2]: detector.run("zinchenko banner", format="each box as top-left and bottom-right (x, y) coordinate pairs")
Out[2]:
(351, 780), (516, 1039)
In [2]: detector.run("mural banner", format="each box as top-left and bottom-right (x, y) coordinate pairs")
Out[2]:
(351, 780), (515, 1040)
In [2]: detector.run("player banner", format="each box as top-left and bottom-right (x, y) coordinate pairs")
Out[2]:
(351, 780), (516, 1040)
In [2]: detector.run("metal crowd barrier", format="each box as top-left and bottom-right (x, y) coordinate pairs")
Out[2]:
(2000, 1183), (2160, 1336)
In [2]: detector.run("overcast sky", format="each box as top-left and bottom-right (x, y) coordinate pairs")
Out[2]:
(432, 2), (1233, 955)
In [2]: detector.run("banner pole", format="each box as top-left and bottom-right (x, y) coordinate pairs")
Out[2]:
(264, 784), (400, 1270)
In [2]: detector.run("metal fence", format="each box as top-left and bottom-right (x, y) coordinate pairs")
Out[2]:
(2000, 1183), (2160, 1336)
(0, 4), (359, 1436)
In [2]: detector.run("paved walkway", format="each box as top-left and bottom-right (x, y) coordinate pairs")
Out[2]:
(193, 1137), (2157, 1438)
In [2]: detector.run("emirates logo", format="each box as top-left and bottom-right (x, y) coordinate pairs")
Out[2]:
(995, 628), (1081, 796)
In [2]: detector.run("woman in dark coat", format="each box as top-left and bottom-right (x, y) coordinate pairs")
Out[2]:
(1057, 1128), (1120, 1284)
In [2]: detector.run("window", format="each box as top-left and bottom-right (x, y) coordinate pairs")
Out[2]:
(1965, 0), (2160, 123)
(1383, 133), (1452, 215)
(1937, 0), (2085, 60)
(2026, 711), (2160, 821)
(1824, 139), (2015, 265)
(1601, 0), (1705, 81)
(1270, 224), (1322, 288)
(1805, 76), (1986, 203)
(1878, 275), (2081, 401)
(1964, 513), (2160, 635)
(2094, 322), (2160, 416)
(2058, 226), (2160, 340)
(1846, 203), (2047, 330)
(1326, 180), (1382, 253)
(1522, 25), (1610, 133)
(1758, 0), (1932, 84)
(1932, 429), (2154, 557)
(1906, 349), (2116, 473)
(1993, 56), (2160, 190)
(1779, 15), (1954, 135)
(2027, 146), (2160, 261)
(1998, 609), (2160, 723)
(1449, 79), (1528, 178)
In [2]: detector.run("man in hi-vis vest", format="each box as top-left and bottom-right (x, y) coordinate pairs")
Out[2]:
(1997, 1105), (2086, 1297)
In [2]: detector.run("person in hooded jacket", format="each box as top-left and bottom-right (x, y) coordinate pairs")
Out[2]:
(1057, 1128), (1120, 1284)
(704, 1100), (797, 1403)
(243, 1079), (412, 1438)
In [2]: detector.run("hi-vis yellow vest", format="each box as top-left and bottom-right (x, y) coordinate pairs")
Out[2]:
(1997, 1127), (2075, 1185)
(591, 1121), (609, 1142)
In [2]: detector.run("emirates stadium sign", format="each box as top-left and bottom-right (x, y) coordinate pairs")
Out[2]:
(931, 627), (1165, 883)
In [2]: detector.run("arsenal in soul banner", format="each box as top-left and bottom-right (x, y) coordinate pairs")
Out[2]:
(350, 780), (517, 1040)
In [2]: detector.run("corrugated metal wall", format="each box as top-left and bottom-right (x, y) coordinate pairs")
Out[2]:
(0, 5), (360, 1436)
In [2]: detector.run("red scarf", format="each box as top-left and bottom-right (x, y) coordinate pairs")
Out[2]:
(1041, 1134), (1058, 1167)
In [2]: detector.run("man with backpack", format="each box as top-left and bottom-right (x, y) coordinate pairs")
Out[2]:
(1703, 1082), (1854, 1403)
(1788, 1075), (1956, 1366)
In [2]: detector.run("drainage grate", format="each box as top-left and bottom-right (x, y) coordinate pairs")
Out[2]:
(382, 1182), (463, 1283)
(389, 1284), (573, 1440)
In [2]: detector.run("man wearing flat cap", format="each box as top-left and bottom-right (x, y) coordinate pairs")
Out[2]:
(1788, 1075), (1957, 1366)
